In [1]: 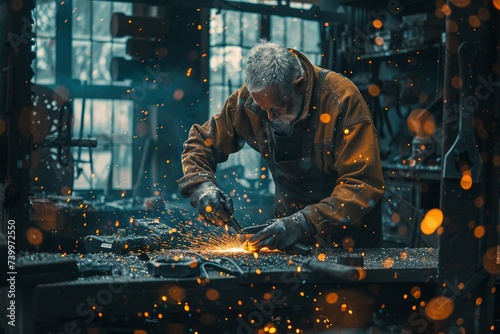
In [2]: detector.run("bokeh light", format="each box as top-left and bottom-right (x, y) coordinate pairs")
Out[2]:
(494, 0), (500, 10)
(407, 108), (436, 139)
(325, 292), (338, 304)
(451, 75), (462, 89)
(173, 89), (184, 100)
(450, 0), (471, 8)
(478, 7), (490, 21)
(368, 84), (380, 97)
(26, 227), (43, 246)
(0, 119), (6, 135)
(372, 19), (383, 29)
(468, 15), (481, 28)
(425, 296), (454, 320)
(482, 246), (500, 274)
(135, 122), (149, 137)
(382, 257), (394, 268)
(374, 36), (385, 47)
(420, 208), (443, 235)
(206, 289), (220, 301)
(460, 173), (473, 190)
(320, 113), (331, 123)
(473, 225), (485, 238)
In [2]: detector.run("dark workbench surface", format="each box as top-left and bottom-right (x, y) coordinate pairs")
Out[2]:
(16, 248), (440, 333)
(18, 247), (438, 284)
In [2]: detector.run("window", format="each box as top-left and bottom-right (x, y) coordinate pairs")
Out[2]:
(32, 0), (134, 194)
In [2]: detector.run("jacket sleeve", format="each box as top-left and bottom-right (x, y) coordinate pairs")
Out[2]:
(301, 82), (385, 235)
(178, 90), (246, 197)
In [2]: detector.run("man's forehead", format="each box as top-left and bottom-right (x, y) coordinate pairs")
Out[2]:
(251, 87), (284, 103)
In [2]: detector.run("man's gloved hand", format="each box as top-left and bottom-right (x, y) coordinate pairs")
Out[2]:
(189, 182), (234, 227)
(246, 212), (315, 251)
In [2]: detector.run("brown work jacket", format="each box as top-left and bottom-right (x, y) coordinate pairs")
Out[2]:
(179, 51), (385, 248)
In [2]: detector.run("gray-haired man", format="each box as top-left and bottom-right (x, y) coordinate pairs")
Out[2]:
(179, 41), (384, 251)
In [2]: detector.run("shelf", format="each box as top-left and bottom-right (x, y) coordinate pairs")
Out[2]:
(359, 43), (441, 60)
(382, 162), (442, 181)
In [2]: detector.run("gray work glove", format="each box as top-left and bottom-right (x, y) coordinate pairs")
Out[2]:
(246, 212), (314, 251)
(189, 182), (234, 227)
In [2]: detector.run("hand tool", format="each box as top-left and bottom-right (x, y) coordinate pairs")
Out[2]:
(225, 216), (243, 233)
(147, 254), (245, 279)
(219, 197), (243, 233)
(296, 259), (365, 282)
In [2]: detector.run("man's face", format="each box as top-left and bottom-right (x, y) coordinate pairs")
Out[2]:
(250, 85), (304, 136)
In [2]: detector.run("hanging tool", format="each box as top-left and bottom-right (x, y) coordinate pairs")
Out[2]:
(443, 41), (482, 182)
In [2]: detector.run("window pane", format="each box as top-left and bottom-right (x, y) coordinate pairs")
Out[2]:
(112, 144), (132, 189)
(113, 2), (132, 15)
(302, 20), (320, 51)
(209, 10), (224, 46)
(72, 98), (132, 191)
(73, 150), (111, 190)
(225, 11), (242, 45)
(92, 100), (112, 136)
(270, 16), (285, 43)
(209, 46), (242, 86)
(34, 0), (57, 36)
(92, 1), (112, 40)
(242, 13), (260, 47)
(34, 37), (56, 85)
(113, 100), (132, 137)
(72, 40), (91, 81)
(91, 42), (112, 83)
(73, 0), (91, 39)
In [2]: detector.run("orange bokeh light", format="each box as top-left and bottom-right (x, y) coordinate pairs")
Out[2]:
(425, 296), (454, 320)
(325, 292), (338, 304)
(482, 247), (500, 274)
(420, 208), (444, 235)
(407, 108), (436, 139)
(473, 225), (485, 238)
(206, 289), (220, 301)
(368, 84), (381, 97)
(320, 113), (331, 123)
(494, 0), (500, 10)
(450, 0), (470, 8)
(26, 227), (43, 246)
(468, 15), (481, 28)
(372, 19), (383, 29)
(460, 174), (473, 190)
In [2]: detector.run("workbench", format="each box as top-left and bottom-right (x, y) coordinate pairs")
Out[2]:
(16, 247), (439, 334)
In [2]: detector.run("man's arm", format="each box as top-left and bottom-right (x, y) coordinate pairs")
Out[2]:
(302, 118), (384, 235)
(179, 90), (245, 198)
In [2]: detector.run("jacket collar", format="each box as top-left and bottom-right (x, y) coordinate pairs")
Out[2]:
(291, 49), (318, 125)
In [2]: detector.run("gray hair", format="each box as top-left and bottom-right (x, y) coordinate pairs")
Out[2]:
(245, 41), (302, 96)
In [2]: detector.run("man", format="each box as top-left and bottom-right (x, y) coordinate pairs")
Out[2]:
(179, 41), (384, 251)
